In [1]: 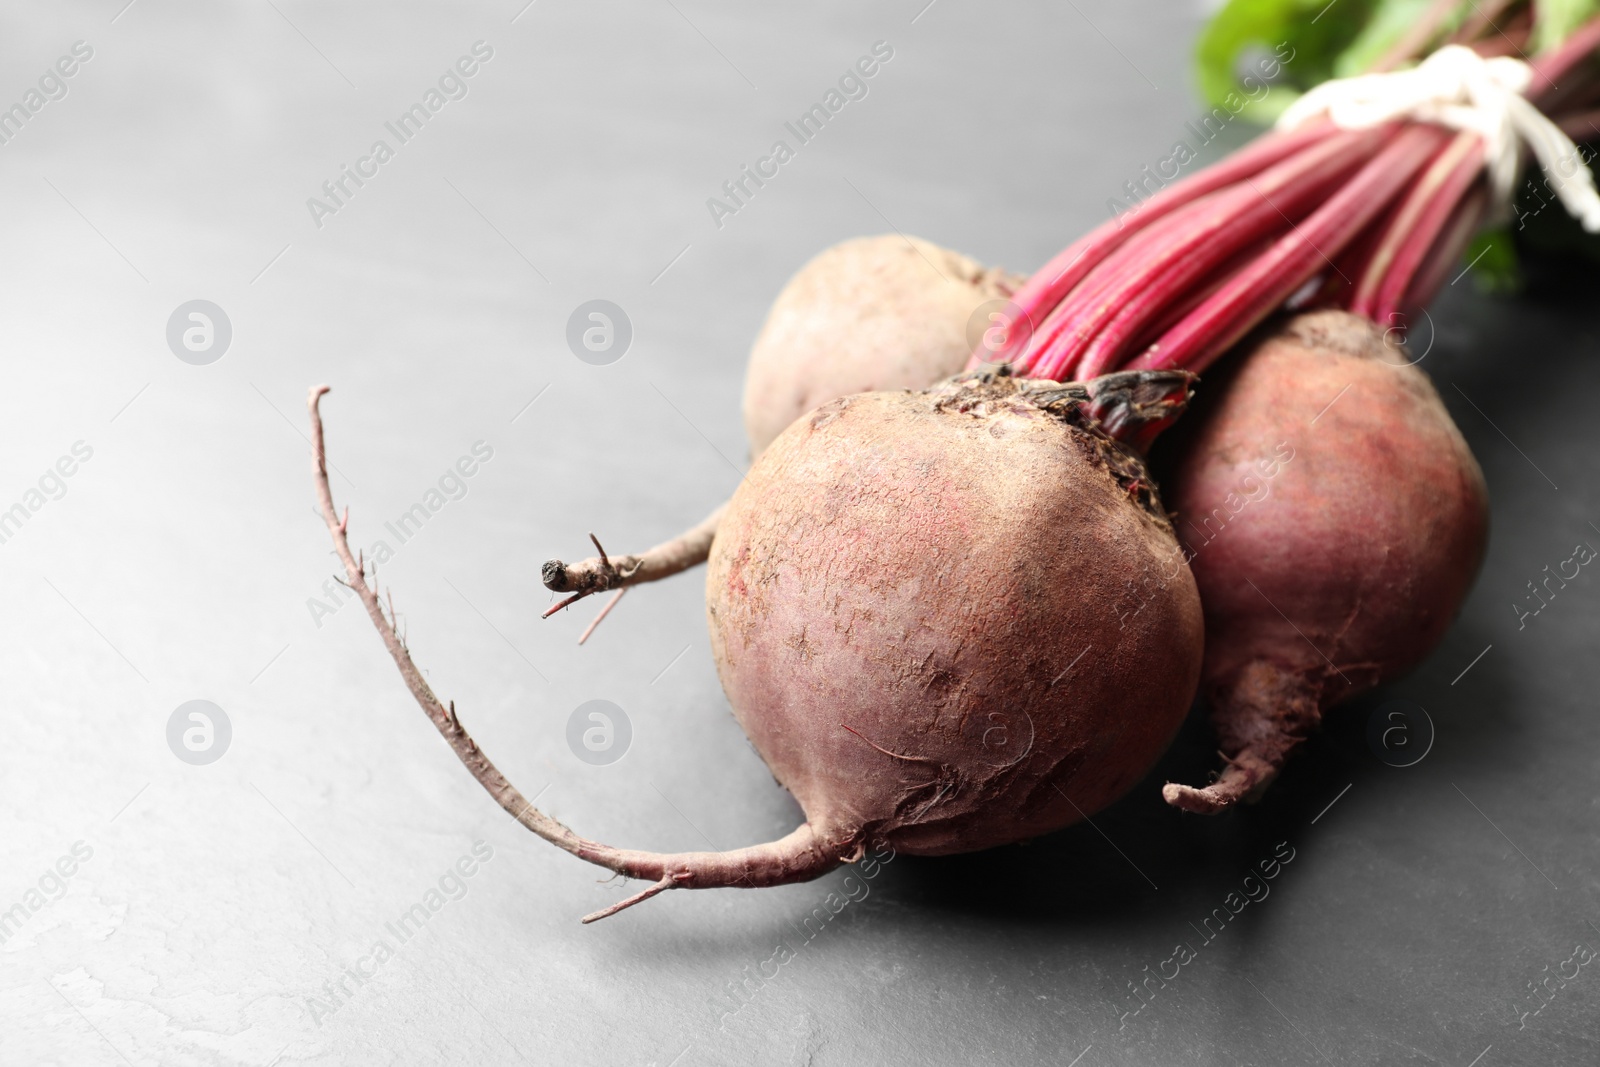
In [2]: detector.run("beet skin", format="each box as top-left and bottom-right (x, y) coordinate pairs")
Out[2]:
(1162, 311), (1489, 812)
(742, 235), (1023, 456)
(709, 373), (1204, 857)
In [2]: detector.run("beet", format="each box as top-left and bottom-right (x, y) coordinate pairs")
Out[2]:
(707, 370), (1203, 856)
(743, 234), (1023, 456)
(1160, 311), (1489, 813)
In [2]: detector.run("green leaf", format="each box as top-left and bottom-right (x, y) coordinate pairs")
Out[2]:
(1532, 0), (1600, 54)
(1460, 229), (1522, 294)
(1194, 0), (1386, 123)
(1330, 0), (1456, 77)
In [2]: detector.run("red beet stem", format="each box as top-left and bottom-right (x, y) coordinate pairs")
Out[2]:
(1402, 183), (1491, 313)
(1121, 232), (1280, 356)
(1448, 0), (1517, 48)
(1127, 124), (1452, 376)
(1014, 194), (1224, 376)
(969, 121), (1334, 370)
(1371, 133), (1487, 322)
(1529, 13), (1600, 107)
(1302, 176), (1411, 309)
(1351, 130), (1485, 319)
(1065, 129), (1387, 381)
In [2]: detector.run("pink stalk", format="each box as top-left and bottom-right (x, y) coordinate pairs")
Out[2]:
(1351, 130), (1485, 318)
(1127, 124), (1451, 375)
(1474, 36), (1531, 61)
(994, 21), (1600, 389)
(1401, 184), (1490, 313)
(1122, 232), (1280, 355)
(1302, 177), (1410, 309)
(1528, 13), (1600, 106)
(1012, 193), (1224, 376)
(969, 121), (1335, 369)
(1029, 133), (1382, 379)
(1370, 135), (1487, 321)
(1065, 129), (1388, 380)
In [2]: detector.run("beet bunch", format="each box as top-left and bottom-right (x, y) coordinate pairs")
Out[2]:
(310, 12), (1600, 919)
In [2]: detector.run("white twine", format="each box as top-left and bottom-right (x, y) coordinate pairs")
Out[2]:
(1277, 44), (1600, 232)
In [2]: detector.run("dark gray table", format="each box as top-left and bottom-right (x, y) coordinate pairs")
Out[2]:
(3, 2), (1595, 1064)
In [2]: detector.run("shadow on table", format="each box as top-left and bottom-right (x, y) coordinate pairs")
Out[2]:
(874, 610), (1513, 933)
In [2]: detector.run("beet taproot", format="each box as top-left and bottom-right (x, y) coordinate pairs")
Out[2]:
(1160, 311), (1489, 813)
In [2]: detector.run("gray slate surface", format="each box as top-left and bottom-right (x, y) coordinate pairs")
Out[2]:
(2, 2), (1596, 1064)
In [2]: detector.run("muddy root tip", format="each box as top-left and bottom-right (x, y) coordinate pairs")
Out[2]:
(541, 559), (568, 590)
(1162, 781), (1237, 815)
(580, 875), (677, 924)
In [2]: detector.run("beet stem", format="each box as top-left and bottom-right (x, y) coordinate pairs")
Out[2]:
(1351, 130), (1484, 320)
(1402, 184), (1490, 310)
(1063, 130), (1385, 381)
(1368, 0), (1464, 73)
(1017, 200), (1220, 379)
(1448, 0), (1517, 50)
(1373, 138), (1486, 321)
(970, 122), (1335, 370)
(1129, 124), (1449, 375)
(1528, 12), (1600, 105)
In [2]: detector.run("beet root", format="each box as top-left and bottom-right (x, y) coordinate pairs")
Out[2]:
(742, 234), (1024, 457)
(1160, 311), (1488, 814)
(544, 234), (1021, 614)
(540, 504), (726, 620)
(707, 370), (1204, 857)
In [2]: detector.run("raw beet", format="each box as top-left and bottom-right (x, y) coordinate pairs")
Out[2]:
(707, 371), (1204, 855)
(1160, 311), (1489, 813)
(742, 234), (1023, 456)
